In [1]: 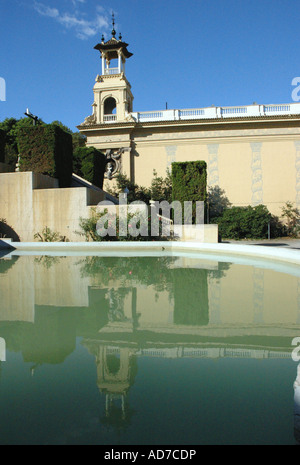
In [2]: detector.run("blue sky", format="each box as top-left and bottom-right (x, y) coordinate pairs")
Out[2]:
(0, 0), (299, 131)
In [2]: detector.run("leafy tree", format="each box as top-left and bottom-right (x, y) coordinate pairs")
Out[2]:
(150, 169), (172, 203)
(50, 120), (72, 134)
(207, 185), (232, 220)
(50, 120), (87, 151)
(281, 201), (300, 237)
(106, 173), (151, 204)
(71, 131), (86, 151)
(106, 170), (172, 205)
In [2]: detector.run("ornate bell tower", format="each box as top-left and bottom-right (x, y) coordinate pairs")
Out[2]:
(91, 14), (134, 124)
(79, 15), (135, 186)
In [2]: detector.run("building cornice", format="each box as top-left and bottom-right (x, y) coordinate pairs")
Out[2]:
(77, 113), (300, 132)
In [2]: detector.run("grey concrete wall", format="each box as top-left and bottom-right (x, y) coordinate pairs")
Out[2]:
(0, 172), (106, 241)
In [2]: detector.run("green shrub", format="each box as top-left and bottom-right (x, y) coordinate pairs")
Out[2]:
(171, 161), (207, 224)
(73, 146), (106, 188)
(17, 124), (73, 187)
(34, 226), (69, 242)
(77, 208), (170, 242)
(0, 129), (5, 163)
(212, 204), (284, 239)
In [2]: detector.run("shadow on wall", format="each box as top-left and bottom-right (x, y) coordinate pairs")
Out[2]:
(0, 221), (20, 242)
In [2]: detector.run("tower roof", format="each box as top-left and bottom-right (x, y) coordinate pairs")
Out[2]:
(94, 39), (133, 59)
(94, 13), (133, 59)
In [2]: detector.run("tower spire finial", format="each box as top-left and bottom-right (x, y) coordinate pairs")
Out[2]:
(111, 12), (116, 38)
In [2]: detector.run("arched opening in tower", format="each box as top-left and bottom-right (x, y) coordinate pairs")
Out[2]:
(104, 97), (117, 115)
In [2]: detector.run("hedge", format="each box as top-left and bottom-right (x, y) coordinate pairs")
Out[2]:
(73, 146), (106, 189)
(0, 129), (5, 163)
(212, 204), (283, 239)
(17, 124), (73, 187)
(171, 161), (207, 224)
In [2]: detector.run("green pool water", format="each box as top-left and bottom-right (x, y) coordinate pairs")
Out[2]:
(0, 252), (299, 445)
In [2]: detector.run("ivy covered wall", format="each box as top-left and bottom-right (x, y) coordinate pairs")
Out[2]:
(17, 124), (73, 188)
(171, 161), (207, 223)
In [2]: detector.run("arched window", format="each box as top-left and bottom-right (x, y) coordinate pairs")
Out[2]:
(104, 97), (117, 115)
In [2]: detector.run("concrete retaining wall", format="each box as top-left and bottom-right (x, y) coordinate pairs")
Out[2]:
(0, 171), (106, 241)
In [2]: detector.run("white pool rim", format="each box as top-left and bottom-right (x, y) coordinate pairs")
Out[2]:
(0, 239), (299, 270)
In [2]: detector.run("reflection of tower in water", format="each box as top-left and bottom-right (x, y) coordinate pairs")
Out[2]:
(98, 346), (137, 432)
(84, 341), (138, 433)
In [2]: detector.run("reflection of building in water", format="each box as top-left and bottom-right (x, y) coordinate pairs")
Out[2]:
(81, 337), (293, 434)
(107, 288), (129, 323)
(1, 254), (300, 331)
(1, 253), (300, 442)
(135, 346), (292, 360)
(1, 254), (300, 366)
(252, 268), (265, 324)
(173, 268), (208, 326)
(294, 364), (300, 444)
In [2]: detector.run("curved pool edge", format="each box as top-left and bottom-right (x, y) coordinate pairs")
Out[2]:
(3, 240), (300, 265)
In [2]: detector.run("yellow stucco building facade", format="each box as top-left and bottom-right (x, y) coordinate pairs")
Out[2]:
(78, 27), (300, 218)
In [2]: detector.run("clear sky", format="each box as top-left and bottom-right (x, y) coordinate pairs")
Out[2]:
(0, 0), (299, 131)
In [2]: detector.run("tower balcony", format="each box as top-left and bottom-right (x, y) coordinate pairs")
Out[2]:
(103, 68), (121, 76)
(103, 115), (117, 122)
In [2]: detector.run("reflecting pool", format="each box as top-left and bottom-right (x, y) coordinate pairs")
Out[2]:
(0, 252), (300, 445)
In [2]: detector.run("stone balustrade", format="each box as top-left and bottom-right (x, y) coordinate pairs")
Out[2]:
(129, 102), (300, 123)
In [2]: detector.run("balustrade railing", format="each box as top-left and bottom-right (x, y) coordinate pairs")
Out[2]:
(129, 102), (300, 123)
(104, 68), (120, 75)
(221, 106), (248, 115)
(264, 104), (290, 113)
(103, 114), (117, 122)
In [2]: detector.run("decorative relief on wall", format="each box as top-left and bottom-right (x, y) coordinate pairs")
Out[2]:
(82, 102), (97, 125)
(294, 141), (300, 210)
(250, 142), (263, 206)
(207, 144), (219, 186)
(165, 145), (177, 170)
(104, 148), (131, 179)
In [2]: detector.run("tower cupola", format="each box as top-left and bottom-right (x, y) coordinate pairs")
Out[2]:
(94, 13), (133, 77)
(84, 13), (134, 125)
